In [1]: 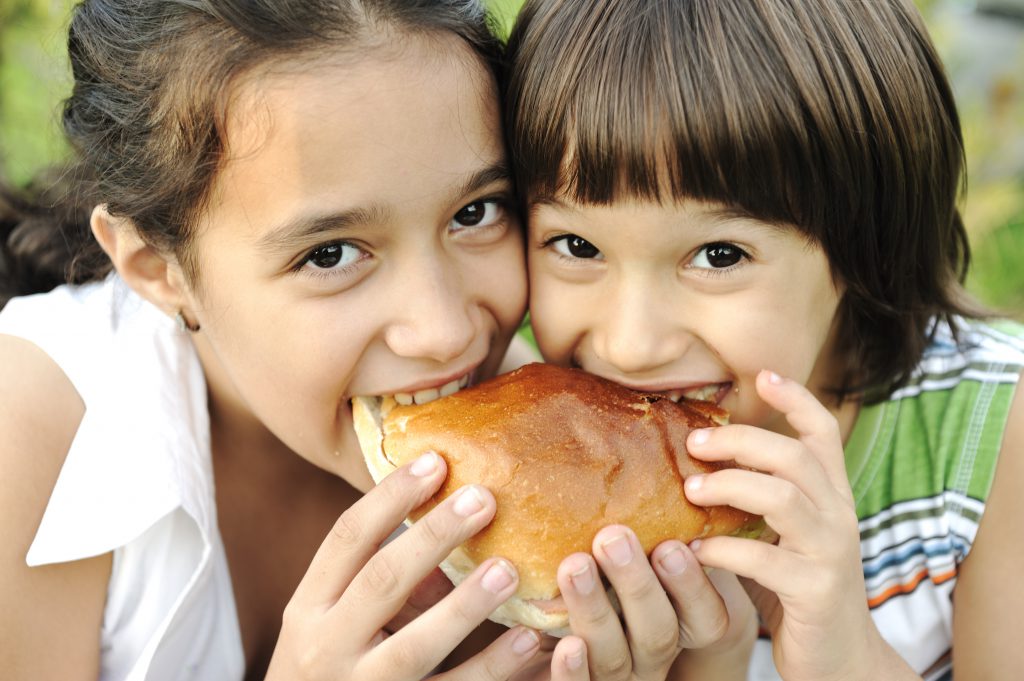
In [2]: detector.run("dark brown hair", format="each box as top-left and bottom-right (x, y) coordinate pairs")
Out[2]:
(0, 0), (502, 306)
(504, 0), (986, 402)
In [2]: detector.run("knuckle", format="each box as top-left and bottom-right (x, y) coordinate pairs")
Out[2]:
(688, 612), (729, 648)
(782, 440), (805, 467)
(387, 638), (429, 677)
(810, 414), (842, 449)
(416, 509), (450, 549)
(280, 599), (303, 631)
(447, 589), (482, 625)
(330, 511), (363, 548)
(837, 508), (860, 535)
(615, 574), (659, 604)
(362, 554), (402, 599)
(595, 651), (633, 680)
(376, 471), (415, 511)
(636, 623), (680, 660)
(777, 482), (803, 511)
(576, 600), (619, 629)
(478, 647), (511, 681)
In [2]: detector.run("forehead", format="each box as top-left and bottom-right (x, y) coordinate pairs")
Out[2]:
(199, 34), (502, 236)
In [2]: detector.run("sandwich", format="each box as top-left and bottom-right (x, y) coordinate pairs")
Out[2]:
(352, 362), (768, 635)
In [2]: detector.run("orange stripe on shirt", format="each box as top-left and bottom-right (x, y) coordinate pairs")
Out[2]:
(867, 567), (957, 609)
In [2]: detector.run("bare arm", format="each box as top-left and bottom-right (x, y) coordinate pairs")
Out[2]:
(0, 334), (111, 680)
(952, 372), (1024, 677)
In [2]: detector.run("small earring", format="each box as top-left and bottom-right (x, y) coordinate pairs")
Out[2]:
(175, 310), (201, 333)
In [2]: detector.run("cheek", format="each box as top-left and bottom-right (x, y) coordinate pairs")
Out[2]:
(203, 286), (367, 408)
(489, 241), (529, 328)
(527, 272), (583, 363)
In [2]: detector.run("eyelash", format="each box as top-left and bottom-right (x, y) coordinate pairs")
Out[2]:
(540, 234), (602, 265)
(687, 242), (751, 276)
(293, 241), (368, 279)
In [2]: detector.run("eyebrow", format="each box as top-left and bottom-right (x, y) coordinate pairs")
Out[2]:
(255, 161), (512, 254)
(255, 205), (388, 255)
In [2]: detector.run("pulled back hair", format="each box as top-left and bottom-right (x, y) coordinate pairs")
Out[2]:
(504, 0), (988, 402)
(0, 0), (502, 307)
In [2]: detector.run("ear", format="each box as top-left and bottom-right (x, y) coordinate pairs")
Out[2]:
(91, 205), (190, 316)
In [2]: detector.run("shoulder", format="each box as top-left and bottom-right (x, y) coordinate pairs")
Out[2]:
(0, 333), (85, 473)
(915, 316), (1024, 381)
(0, 334), (111, 678)
(952, 362), (1024, 676)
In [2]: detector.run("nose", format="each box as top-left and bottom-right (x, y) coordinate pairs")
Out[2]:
(591, 283), (692, 375)
(383, 257), (478, 364)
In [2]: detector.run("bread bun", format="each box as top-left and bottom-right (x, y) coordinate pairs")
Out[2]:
(352, 363), (768, 635)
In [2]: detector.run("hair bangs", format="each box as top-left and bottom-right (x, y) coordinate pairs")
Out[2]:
(508, 0), (879, 235)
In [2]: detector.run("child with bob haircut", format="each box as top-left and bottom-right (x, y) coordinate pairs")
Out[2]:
(503, 0), (1024, 679)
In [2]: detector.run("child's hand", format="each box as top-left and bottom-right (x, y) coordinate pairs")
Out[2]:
(682, 370), (886, 681)
(265, 451), (542, 680)
(540, 527), (740, 680)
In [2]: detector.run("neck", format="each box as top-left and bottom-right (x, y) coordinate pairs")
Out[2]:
(805, 316), (863, 446)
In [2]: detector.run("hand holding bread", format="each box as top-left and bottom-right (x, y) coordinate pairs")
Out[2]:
(353, 363), (770, 636)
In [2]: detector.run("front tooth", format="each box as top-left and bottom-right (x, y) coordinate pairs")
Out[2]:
(395, 393), (414, 406)
(458, 374), (470, 388)
(687, 385), (718, 401)
(439, 378), (460, 397)
(413, 387), (441, 404)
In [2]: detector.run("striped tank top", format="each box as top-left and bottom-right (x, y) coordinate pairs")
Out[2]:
(749, 317), (1024, 680)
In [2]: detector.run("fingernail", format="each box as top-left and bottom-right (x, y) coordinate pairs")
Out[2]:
(453, 485), (485, 516)
(570, 561), (595, 595)
(601, 532), (634, 566)
(689, 539), (703, 553)
(482, 560), (516, 594)
(566, 642), (585, 670)
(685, 475), (704, 493)
(512, 627), (540, 655)
(410, 451), (440, 477)
(690, 428), (710, 446)
(768, 370), (783, 384)
(658, 546), (688, 575)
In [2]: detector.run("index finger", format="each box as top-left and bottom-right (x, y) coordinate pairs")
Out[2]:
(290, 451), (447, 610)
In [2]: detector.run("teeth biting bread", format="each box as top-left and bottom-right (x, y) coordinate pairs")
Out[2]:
(352, 362), (770, 635)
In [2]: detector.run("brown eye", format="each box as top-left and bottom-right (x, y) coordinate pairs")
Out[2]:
(692, 242), (746, 269)
(450, 200), (502, 231)
(309, 243), (343, 268)
(552, 234), (602, 260)
(299, 241), (363, 273)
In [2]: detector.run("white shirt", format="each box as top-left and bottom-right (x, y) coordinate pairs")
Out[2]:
(0, 277), (245, 680)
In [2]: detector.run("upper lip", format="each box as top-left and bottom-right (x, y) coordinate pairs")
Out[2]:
(598, 376), (729, 394)
(373, 364), (479, 396)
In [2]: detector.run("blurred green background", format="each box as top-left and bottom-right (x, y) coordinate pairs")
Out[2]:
(2, 0), (1022, 317)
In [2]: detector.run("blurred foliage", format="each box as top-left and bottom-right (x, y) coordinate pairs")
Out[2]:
(1, 0), (1021, 315)
(0, 0), (73, 187)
